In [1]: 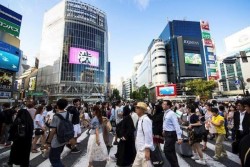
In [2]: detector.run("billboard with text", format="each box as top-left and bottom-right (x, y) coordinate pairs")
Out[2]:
(69, 47), (99, 67)
(0, 70), (12, 90)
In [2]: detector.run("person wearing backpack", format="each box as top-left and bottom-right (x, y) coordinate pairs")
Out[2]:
(44, 99), (74, 167)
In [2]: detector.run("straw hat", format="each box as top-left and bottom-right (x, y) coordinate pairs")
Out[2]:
(136, 102), (148, 111)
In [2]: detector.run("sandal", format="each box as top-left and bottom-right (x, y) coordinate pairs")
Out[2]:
(31, 149), (39, 153)
(202, 146), (207, 151)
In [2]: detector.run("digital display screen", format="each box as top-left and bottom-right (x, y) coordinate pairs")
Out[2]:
(0, 71), (12, 90)
(29, 77), (36, 91)
(69, 47), (99, 67)
(159, 86), (175, 96)
(185, 53), (202, 65)
(0, 50), (20, 72)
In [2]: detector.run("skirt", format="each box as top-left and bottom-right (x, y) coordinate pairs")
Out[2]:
(87, 133), (108, 162)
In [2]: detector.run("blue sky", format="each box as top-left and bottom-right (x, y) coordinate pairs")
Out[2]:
(1, 0), (250, 84)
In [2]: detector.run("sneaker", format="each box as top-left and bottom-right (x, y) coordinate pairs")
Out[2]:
(195, 159), (206, 165)
(213, 156), (219, 161)
(4, 143), (11, 147)
(71, 147), (81, 153)
(113, 141), (118, 145)
(191, 155), (199, 160)
(220, 153), (228, 158)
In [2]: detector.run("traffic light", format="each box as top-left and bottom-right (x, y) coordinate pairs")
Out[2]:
(240, 51), (248, 63)
(223, 58), (236, 64)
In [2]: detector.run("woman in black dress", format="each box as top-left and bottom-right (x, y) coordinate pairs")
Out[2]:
(152, 102), (164, 148)
(116, 106), (136, 166)
(7, 109), (34, 167)
(187, 105), (206, 165)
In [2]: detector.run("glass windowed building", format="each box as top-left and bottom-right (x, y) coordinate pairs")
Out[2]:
(37, 0), (109, 99)
(159, 20), (206, 84)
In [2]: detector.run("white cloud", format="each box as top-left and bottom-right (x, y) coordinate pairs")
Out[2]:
(134, 0), (150, 10)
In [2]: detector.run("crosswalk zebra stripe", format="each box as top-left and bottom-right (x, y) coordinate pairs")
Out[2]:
(37, 130), (88, 167)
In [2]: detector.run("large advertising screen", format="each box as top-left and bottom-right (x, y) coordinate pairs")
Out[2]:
(0, 50), (20, 72)
(28, 77), (36, 91)
(69, 47), (99, 67)
(0, 71), (12, 90)
(156, 84), (177, 97)
(184, 53), (202, 65)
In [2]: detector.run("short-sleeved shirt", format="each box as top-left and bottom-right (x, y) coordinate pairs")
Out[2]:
(90, 116), (102, 134)
(50, 111), (68, 148)
(189, 114), (199, 124)
(34, 114), (44, 129)
(212, 115), (226, 134)
(69, 106), (80, 125)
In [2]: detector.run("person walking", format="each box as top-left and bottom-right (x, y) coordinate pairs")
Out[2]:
(5, 109), (34, 167)
(116, 105), (136, 166)
(152, 102), (164, 149)
(132, 102), (154, 167)
(32, 105), (46, 153)
(162, 100), (182, 167)
(87, 105), (108, 167)
(187, 105), (206, 165)
(44, 99), (73, 167)
(66, 99), (81, 153)
(211, 107), (228, 161)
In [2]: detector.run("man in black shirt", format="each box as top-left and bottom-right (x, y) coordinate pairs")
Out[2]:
(1, 103), (16, 147)
(66, 99), (81, 153)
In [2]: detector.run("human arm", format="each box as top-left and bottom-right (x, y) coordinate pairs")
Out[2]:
(143, 118), (153, 160)
(44, 128), (56, 149)
(171, 113), (183, 142)
(95, 127), (100, 145)
(211, 117), (224, 127)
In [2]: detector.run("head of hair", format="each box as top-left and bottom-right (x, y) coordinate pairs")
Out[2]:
(26, 101), (34, 109)
(163, 100), (172, 107)
(206, 103), (213, 107)
(123, 105), (131, 117)
(211, 107), (219, 114)
(212, 100), (217, 105)
(230, 105), (237, 111)
(93, 105), (102, 124)
(73, 98), (80, 105)
(242, 97), (250, 107)
(235, 100), (243, 106)
(187, 104), (196, 113)
(116, 100), (121, 106)
(35, 105), (44, 115)
(155, 104), (163, 114)
(57, 99), (68, 110)
(96, 101), (101, 106)
(46, 104), (53, 111)
(219, 105), (225, 112)
(2, 103), (10, 109)
(112, 102), (116, 109)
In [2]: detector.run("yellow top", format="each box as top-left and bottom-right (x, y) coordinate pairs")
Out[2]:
(212, 115), (226, 134)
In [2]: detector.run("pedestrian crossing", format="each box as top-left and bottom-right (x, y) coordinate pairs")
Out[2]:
(0, 129), (242, 167)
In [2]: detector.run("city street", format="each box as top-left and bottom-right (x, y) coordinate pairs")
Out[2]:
(0, 129), (241, 167)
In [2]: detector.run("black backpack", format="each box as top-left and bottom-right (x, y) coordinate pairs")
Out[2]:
(55, 112), (74, 143)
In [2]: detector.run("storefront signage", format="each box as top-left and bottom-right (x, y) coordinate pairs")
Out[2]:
(0, 18), (20, 37)
(0, 91), (11, 98)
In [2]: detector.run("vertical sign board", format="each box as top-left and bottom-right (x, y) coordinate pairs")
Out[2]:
(0, 4), (22, 37)
(200, 20), (219, 80)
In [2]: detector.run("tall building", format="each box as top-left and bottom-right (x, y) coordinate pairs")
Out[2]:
(37, 0), (108, 100)
(219, 27), (250, 95)
(0, 4), (22, 102)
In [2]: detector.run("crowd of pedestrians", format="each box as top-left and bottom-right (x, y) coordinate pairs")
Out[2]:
(0, 96), (249, 167)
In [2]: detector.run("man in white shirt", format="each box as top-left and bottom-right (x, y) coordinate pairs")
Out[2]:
(162, 100), (182, 167)
(132, 102), (154, 167)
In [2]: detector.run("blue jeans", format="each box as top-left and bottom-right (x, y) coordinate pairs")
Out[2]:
(49, 145), (65, 167)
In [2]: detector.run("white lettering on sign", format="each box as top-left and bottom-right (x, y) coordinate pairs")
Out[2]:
(183, 40), (200, 46)
(0, 21), (18, 32)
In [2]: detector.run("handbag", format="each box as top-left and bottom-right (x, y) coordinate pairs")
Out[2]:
(35, 128), (44, 136)
(232, 141), (239, 154)
(150, 145), (164, 166)
(193, 124), (206, 137)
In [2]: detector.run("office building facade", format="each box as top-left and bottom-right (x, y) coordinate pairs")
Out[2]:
(37, 0), (108, 100)
(219, 27), (250, 95)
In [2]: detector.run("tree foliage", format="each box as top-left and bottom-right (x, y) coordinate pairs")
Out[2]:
(130, 85), (149, 101)
(185, 79), (217, 100)
(110, 88), (121, 100)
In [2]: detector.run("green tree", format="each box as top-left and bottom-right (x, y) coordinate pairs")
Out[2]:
(111, 88), (121, 100)
(185, 79), (217, 100)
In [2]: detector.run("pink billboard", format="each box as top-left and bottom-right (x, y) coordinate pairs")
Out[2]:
(69, 47), (99, 67)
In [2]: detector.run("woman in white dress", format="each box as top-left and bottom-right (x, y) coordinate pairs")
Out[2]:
(87, 105), (108, 167)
